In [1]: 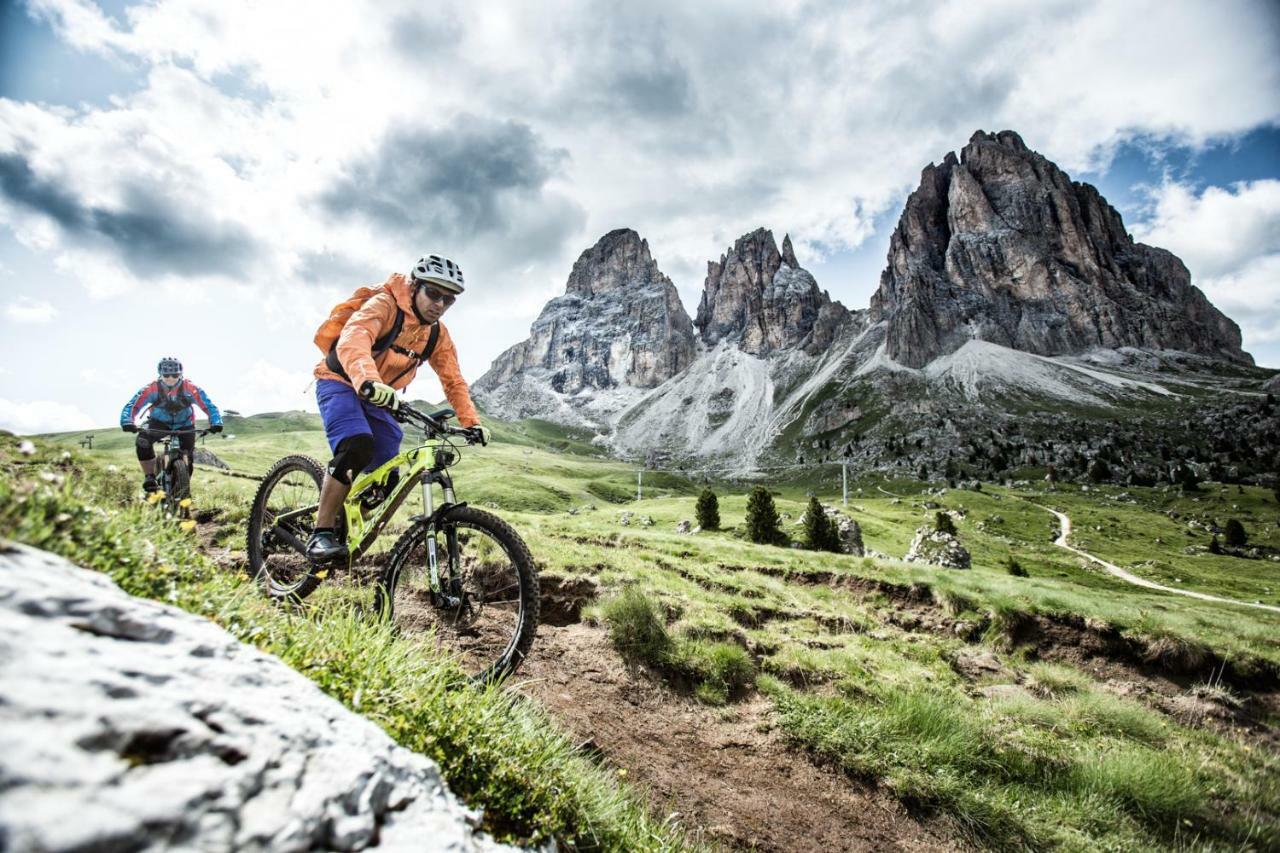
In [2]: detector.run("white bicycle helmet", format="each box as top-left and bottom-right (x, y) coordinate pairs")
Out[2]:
(411, 254), (466, 294)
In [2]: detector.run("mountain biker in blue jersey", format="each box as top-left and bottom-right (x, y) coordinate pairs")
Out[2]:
(120, 357), (223, 493)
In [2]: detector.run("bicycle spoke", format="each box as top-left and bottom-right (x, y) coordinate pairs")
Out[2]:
(385, 520), (526, 680)
(250, 459), (325, 598)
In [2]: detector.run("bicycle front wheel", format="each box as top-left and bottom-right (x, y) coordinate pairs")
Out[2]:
(164, 458), (190, 514)
(376, 507), (539, 683)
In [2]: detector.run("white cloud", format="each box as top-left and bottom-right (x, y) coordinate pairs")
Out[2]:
(224, 359), (321, 415)
(25, 0), (132, 56)
(5, 296), (57, 323)
(0, 397), (97, 434)
(1133, 179), (1280, 361)
(1131, 180), (1280, 277)
(3, 0), (1280, 407)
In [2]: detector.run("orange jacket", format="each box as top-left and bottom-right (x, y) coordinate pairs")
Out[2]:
(313, 273), (481, 427)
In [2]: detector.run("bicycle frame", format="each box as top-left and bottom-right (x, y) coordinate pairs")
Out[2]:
(340, 437), (459, 561)
(271, 432), (465, 571)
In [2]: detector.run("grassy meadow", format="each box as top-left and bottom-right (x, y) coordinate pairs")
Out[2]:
(15, 412), (1280, 851)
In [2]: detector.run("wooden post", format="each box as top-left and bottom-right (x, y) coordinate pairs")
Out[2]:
(842, 460), (848, 506)
(636, 469), (642, 501)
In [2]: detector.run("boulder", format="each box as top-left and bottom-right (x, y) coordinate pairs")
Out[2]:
(0, 543), (519, 853)
(903, 526), (971, 569)
(193, 449), (229, 470)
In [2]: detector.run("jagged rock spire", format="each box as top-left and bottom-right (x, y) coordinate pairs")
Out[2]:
(696, 227), (848, 355)
(869, 129), (1252, 368)
(475, 229), (697, 404)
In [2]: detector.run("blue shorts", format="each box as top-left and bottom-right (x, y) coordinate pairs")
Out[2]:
(315, 379), (403, 472)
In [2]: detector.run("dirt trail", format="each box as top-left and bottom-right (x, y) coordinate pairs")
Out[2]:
(1036, 504), (1280, 614)
(516, 623), (957, 853)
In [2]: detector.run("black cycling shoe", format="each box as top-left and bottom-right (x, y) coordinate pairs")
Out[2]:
(143, 475), (159, 493)
(305, 529), (346, 564)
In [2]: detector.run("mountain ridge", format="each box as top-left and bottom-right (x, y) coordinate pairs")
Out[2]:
(473, 130), (1272, 477)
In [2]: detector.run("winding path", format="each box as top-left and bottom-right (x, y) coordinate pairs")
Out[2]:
(1036, 504), (1280, 615)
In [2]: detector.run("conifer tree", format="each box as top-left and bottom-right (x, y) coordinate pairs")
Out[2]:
(1176, 463), (1201, 492)
(934, 510), (957, 536)
(746, 486), (784, 546)
(695, 488), (720, 531)
(1224, 519), (1247, 547)
(804, 496), (840, 552)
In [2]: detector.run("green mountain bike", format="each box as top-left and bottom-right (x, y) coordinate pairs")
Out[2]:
(245, 401), (538, 682)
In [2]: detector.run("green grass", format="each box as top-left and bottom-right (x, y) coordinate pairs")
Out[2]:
(600, 586), (757, 705)
(0, 436), (700, 851)
(762, 675), (1266, 850)
(26, 414), (1280, 851)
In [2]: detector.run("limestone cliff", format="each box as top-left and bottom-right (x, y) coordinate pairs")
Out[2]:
(869, 130), (1252, 368)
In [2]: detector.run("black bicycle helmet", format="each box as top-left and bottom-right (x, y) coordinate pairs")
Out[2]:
(158, 357), (183, 376)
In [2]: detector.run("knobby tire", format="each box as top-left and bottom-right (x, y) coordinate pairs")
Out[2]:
(247, 454), (327, 602)
(375, 506), (539, 684)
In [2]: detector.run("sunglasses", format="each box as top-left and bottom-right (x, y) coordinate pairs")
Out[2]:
(160, 372), (182, 379)
(419, 285), (456, 308)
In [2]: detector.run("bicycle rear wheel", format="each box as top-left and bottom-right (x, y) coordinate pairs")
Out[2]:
(247, 455), (327, 601)
(375, 506), (538, 684)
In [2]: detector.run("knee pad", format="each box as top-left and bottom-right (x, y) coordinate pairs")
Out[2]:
(135, 433), (156, 461)
(328, 434), (374, 485)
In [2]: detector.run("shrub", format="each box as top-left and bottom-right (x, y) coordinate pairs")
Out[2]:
(1005, 557), (1028, 577)
(1208, 535), (1223, 555)
(695, 488), (720, 531)
(668, 639), (756, 705)
(601, 587), (670, 666)
(934, 510), (957, 536)
(1087, 457), (1111, 483)
(1224, 519), (1248, 547)
(746, 486), (785, 546)
(803, 496), (840, 552)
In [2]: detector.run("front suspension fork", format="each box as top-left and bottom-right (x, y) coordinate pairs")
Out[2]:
(422, 474), (460, 607)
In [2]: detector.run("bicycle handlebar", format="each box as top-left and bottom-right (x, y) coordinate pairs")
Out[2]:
(396, 401), (476, 440)
(138, 427), (216, 437)
(356, 384), (477, 442)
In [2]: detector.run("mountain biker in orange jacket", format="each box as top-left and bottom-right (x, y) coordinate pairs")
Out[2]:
(120, 357), (222, 493)
(306, 254), (490, 563)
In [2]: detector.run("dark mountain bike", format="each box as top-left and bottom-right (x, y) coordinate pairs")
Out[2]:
(142, 427), (213, 516)
(245, 400), (539, 683)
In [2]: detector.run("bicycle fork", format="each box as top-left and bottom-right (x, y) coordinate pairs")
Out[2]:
(422, 475), (461, 608)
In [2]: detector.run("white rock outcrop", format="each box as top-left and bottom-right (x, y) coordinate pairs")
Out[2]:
(903, 526), (972, 570)
(0, 543), (520, 853)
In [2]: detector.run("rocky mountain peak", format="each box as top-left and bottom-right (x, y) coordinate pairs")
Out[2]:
(870, 129), (1252, 368)
(564, 227), (656, 298)
(473, 229), (698, 419)
(695, 227), (849, 355)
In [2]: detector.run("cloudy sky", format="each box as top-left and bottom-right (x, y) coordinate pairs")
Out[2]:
(1, 0), (1278, 434)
